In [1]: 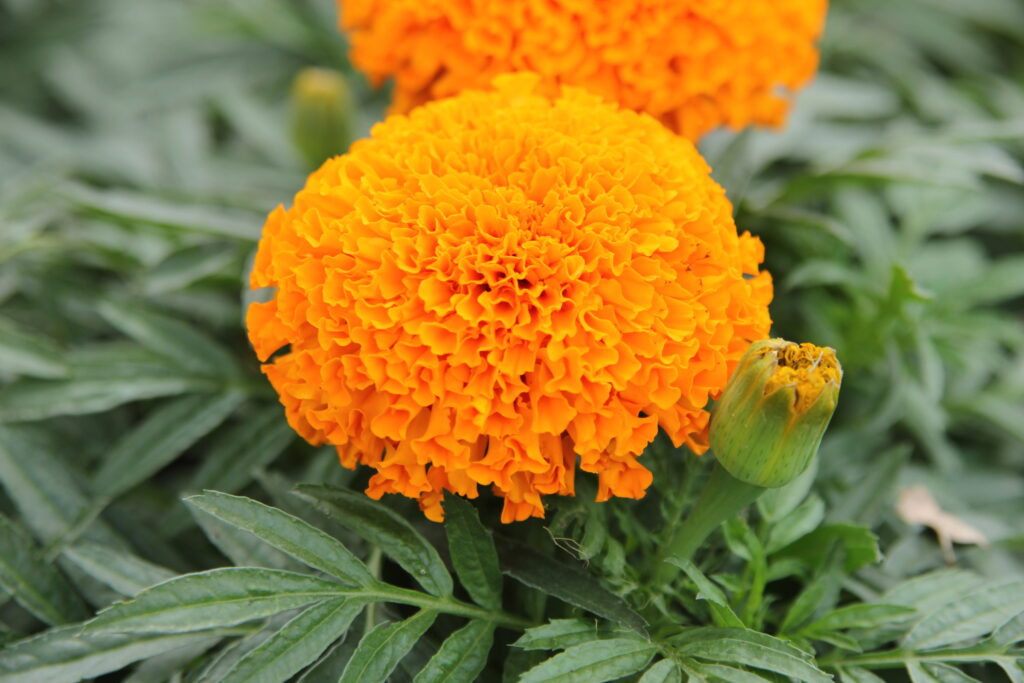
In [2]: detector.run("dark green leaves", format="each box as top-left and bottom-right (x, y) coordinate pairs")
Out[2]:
(672, 629), (831, 683)
(443, 493), (502, 610)
(186, 491), (374, 587)
(219, 598), (365, 683)
(497, 537), (647, 632)
(414, 619), (494, 683)
(86, 568), (344, 633)
(0, 626), (213, 683)
(0, 315), (68, 379)
(296, 484), (453, 597)
(338, 609), (437, 683)
(0, 513), (89, 625)
(93, 392), (243, 501)
(519, 638), (657, 683)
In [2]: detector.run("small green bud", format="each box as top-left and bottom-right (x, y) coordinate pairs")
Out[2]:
(290, 67), (354, 169)
(710, 339), (842, 488)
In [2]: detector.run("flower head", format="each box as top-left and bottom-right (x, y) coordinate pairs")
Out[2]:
(710, 339), (841, 488)
(340, 0), (827, 140)
(247, 74), (772, 522)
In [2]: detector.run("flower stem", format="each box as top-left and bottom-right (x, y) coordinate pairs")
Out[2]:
(654, 462), (764, 585)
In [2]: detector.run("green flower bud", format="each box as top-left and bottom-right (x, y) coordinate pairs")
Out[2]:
(290, 67), (354, 169)
(710, 339), (842, 488)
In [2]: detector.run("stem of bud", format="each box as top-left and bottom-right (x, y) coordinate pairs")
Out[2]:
(654, 462), (764, 586)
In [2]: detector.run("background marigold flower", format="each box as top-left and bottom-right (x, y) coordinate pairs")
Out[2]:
(339, 0), (827, 140)
(247, 74), (773, 522)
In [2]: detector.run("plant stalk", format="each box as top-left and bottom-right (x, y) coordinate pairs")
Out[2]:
(655, 462), (764, 585)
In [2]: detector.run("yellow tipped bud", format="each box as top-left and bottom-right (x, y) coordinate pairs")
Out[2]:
(290, 67), (354, 169)
(710, 339), (842, 488)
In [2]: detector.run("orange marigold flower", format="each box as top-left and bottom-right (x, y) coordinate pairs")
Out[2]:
(247, 74), (773, 523)
(340, 0), (827, 140)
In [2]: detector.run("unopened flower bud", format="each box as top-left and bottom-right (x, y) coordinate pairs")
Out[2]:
(710, 339), (841, 488)
(290, 67), (353, 169)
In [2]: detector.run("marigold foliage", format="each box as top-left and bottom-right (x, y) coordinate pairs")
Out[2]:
(340, 0), (827, 140)
(247, 74), (773, 522)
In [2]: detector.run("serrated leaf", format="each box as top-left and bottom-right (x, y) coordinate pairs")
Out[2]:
(838, 667), (886, 683)
(805, 604), (917, 634)
(497, 537), (647, 633)
(514, 619), (601, 652)
(190, 504), (302, 571)
(413, 619), (494, 683)
(766, 495), (826, 554)
(338, 609), (437, 683)
(63, 542), (176, 597)
(87, 568), (344, 634)
(687, 661), (772, 682)
(186, 492), (374, 586)
(93, 392), (243, 501)
(220, 598), (365, 683)
(0, 513), (89, 626)
(666, 559), (744, 629)
(884, 569), (986, 613)
(639, 659), (682, 683)
(0, 315), (68, 379)
(673, 629), (831, 683)
(906, 661), (981, 682)
(905, 580), (1024, 649)
(0, 625), (211, 683)
(97, 299), (239, 377)
(519, 637), (656, 683)
(295, 484), (453, 597)
(443, 493), (502, 610)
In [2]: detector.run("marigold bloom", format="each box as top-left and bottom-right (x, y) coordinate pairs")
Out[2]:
(247, 74), (772, 522)
(340, 0), (827, 140)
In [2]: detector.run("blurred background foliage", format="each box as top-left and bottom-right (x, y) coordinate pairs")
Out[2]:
(0, 0), (1023, 680)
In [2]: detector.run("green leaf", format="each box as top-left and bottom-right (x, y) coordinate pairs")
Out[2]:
(93, 392), (243, 501)
(638, 659), (682, 683)
(519, 638), (656, 683)
(190, 503), (302, 571)
(905, 580), (1024, 649)
(63, 542), (177, 597)
(65, 184), (261, 241)
(144, 243), (239, 295)
(686, 661), (772, 682)
(295, 484), (453, 597)
(0, 425), (126, 547)
(443, 493), (502, 610)
(0, 373), (218, 422)
(0, 315), (67, 379)
(338, 609), (437, 683)
(220, 598), (365, 683)
(0, 625), (212, 683)
(906, 661), (981, 683)
(757, 459), (818, 524)
(184, 407), (294, 495)
(765, 494), (825, 554)
(666, 559), (744, 629)
(186, 491), (375, 586)
(837, 667), (886, 683)
(804, 604), (917, 634)
(0, 513), (90, 625)
(514, 619), (601, 651)
(413, 619), (494, 683)
(497, 537), (647, 633)
(87, 568), (344, 634)
(97, 299), (239, 377)
(884, 569), (986, 614)
(783, 524), (881, 573)
(673, 628), (831, 683)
